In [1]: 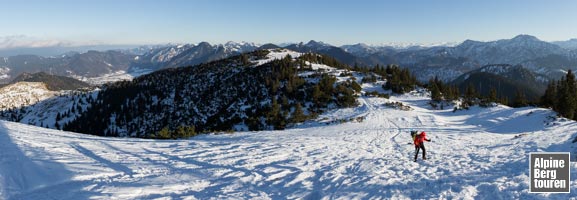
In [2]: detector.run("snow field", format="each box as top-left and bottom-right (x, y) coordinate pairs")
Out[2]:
(254, 49), (302, 66)
(73, 69), (154, 85)
(1, 92), (577, 199)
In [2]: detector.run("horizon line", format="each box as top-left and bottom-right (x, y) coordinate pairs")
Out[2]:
(0, 34), (576, 51)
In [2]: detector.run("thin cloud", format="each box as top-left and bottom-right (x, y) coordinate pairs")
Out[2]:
(0, 35), (73, 49)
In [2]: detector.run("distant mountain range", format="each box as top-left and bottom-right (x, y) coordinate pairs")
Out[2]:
(280, 35), (577, 83)
(0, 44), (146, 57)
(0, 50), (137, 84)
(338, 35), (577, 82)
(2, 35), (577, 89)
(130, 41), (259, 71)
(552, 39), (577, 50)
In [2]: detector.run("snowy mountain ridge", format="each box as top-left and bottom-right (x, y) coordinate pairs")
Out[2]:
(450, 34), (566, 65)
(385, 35), (577, 82)
(553, 38), (577, 50)
(341, 42), (459, 56)
(222, 41), (261, 53)
(130, 41), (260, 72)
(2, 35), (576, 87)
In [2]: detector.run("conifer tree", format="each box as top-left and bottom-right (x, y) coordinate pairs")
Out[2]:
(465, 83), (477, 99)
(540, 81), (557, 108)
(488, 87), (498, 103)
(241, 54), (250, 66)
(556, 70), (577, 119)
(513, 90), (528, 107)
(464, 83), (478, 107)
(566, 70), (577, 119)
(290, 103), (306, 123)
(539, 70), (577, 119)
(428, 77), (442, 101)
(351, 81), (362, 93)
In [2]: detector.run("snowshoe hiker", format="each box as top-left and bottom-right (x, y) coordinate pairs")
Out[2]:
(413, 131), (431, 162)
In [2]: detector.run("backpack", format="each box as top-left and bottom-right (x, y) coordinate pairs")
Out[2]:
(414, 133), (422, 145)
(410, 130), (418, 142)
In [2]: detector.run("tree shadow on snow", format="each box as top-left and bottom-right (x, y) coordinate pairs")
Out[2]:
(437, 106), (551, 134)
(0, 121), (99, 199)
(324, 158), (574, 199)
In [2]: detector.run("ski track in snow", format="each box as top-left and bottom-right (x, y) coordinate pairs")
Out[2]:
(1, 95), (577, 199)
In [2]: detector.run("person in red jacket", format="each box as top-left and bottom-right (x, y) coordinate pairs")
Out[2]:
(414, 131), (431, 162)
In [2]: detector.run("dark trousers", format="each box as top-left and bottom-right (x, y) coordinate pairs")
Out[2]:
(414, 144), (426, 160)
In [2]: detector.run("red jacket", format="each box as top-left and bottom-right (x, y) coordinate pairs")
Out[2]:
(414, 132), (430, 146)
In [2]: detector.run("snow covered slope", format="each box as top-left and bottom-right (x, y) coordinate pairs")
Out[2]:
(1, 94), (577, 199)
(0, 82), (57, 111)
(0, 81), (97, 129)
(254, 48), (302, 66)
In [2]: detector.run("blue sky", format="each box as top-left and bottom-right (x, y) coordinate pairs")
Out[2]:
(1, 0), (576, 47)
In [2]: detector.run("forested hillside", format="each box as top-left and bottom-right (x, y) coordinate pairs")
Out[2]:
(64, 49), (362, 138)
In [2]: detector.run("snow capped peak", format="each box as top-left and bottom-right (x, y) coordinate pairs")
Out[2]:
(224, 41), (257, 46)
(224, 41), (238, 46)
(355, 42), (370, 48)
(147, 44), (193, 63)
(341, 43), (381, 55)
(222, 41), (259, 53)
(370, 41), (459, 49)
(283, 40), (334, 51)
